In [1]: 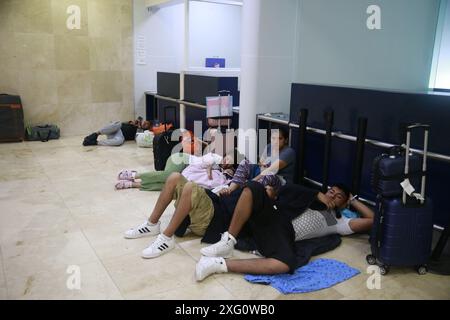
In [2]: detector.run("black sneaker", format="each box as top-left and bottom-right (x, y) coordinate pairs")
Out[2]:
(86, 133), (98, 141)
(83, 133), (98, 146)
(83, 138), (98, 146)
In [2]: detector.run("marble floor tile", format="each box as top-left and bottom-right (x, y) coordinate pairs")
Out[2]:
(42, 161), (98, 183)
(0, 257), (5, 284)
(0, 160), (41, 173)
(7, 261), (123, 300)
(0, 167), (47, 182)
(68, 200), (147, 230)
(0, 190), (67, 217)
(2, 231), (99, 279)
(335, 273), (444, 300)
(148, 281), (235, 300)
(332, 272), (383, 298)
(102, 248), (199, 299)
(0, 247), (7, 299)
(0, 142), (31, 152)
(0, 177), (56, 201)
(24, 139), (66, 150)
(0, 149), (39, 170)
(0, 287), (6, 299)
(52, 176), (126, 209)
(32, 146), (85, 164)
(61, 136), (87, 147)
(81, 223), (153, 261)
(0, 206), (80, 243)
(388, 273), (450, 299)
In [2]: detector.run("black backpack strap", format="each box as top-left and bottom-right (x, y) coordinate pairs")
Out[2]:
(37, 129), (52, 142)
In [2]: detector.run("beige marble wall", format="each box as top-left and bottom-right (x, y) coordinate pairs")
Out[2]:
(0, 0), (134, 136)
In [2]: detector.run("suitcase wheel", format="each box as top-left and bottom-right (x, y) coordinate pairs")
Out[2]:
(366, 254), (377, 265)
(379, 265), (390, 276)
(416, 265), (428, 276)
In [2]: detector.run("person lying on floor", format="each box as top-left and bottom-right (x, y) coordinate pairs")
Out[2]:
(115, 150), (235, 191)
(115, 131), (235, 191)
(83, 119), (151, 147)
(115, 130), (196, 190)
(115, 153), (190, 191)
(194, 182), (374, 281)
(83, 121), (125, 147)
(219, 127), (296, 196)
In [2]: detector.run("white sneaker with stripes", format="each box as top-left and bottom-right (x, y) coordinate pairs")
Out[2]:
(200, 232), (236, 258)
(142, 234), (175, 259)
(124, 221), (160, 239)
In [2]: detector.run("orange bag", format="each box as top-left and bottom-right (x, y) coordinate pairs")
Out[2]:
(152, 123), (173, 135)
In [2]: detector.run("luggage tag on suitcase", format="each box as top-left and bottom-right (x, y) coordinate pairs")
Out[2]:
(400, 179), (425, 201)
(401, 173), (425, 201)
(401, 179), (415, 196)
(413, 193), (425, 201)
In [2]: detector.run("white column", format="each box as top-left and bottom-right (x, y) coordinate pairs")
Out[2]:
(238, 0), (298, 161)
(238, 0), (261, 162)
(179, 0), (190, 129)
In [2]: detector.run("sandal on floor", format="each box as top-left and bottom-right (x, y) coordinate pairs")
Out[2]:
(118, 169), (137, 181)
(115, 180), (133, 190)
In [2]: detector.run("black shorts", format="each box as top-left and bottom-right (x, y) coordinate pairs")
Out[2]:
(246, 182), (297, 273)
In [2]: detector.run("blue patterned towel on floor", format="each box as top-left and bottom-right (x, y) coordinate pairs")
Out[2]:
(244, 258), (360, 294)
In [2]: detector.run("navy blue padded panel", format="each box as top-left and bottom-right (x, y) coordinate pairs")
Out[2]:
(289, 83), (450, 228)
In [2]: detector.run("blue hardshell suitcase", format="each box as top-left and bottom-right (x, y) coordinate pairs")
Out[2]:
(367, 124), (433, 275)
(369, 197), (433, 273)
(371, 147), (422, 197)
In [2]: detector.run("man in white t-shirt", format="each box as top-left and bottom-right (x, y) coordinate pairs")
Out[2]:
(292, 183), (374, 241)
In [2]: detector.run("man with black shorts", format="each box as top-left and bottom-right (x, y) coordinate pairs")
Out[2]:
(195, 181), (374, 281)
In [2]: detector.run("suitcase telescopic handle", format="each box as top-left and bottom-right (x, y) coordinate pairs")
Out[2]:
(218, 90), (231, 96)
(406, 124), (430, 131)
(322, 110), (334, 193)
(403, 123), (430, 205)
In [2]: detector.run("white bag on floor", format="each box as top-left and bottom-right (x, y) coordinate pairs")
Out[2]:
(136, 130), (154, 148)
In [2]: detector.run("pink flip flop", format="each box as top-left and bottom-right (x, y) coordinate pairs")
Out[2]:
(118, 169), (137, 181)
(115, 180), (133, 190)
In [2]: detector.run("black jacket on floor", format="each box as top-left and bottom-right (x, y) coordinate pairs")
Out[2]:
(235, 233), (342, 269)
